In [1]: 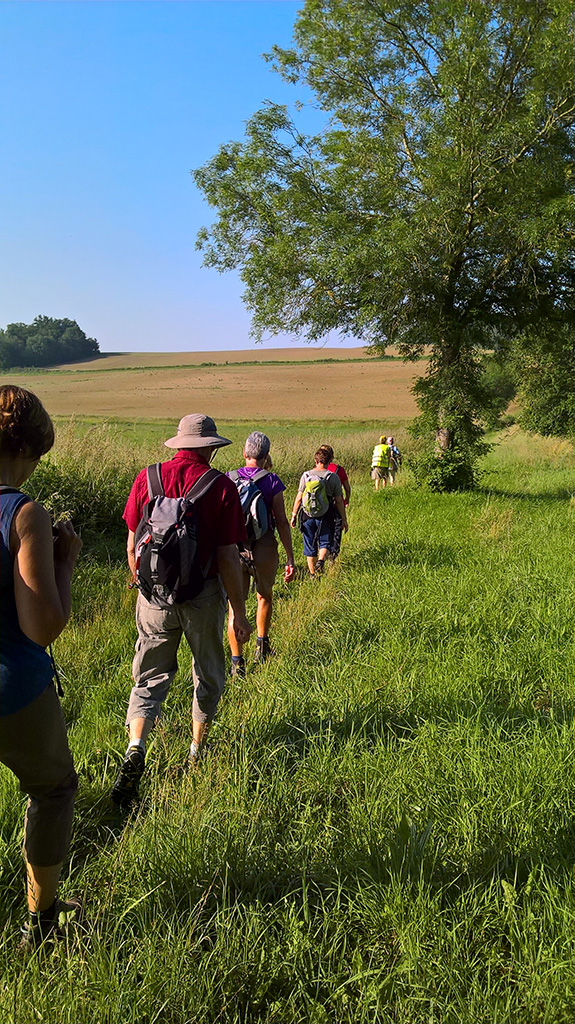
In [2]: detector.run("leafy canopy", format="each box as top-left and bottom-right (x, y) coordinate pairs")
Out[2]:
(195, 0), (575, 485)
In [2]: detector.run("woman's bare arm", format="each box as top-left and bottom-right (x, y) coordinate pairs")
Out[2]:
(272, 492), (294, 565)
(12, 501), (82, 647)
(290, 491), (303, 526)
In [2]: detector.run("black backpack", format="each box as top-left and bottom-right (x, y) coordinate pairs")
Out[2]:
(134, 463), (220, 607)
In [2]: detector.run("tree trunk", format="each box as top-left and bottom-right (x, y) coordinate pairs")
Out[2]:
(435, 424), (453, 453)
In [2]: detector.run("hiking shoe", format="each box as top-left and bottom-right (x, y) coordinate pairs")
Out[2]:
(20, 898), (83, 951)
(187, 746), (203, 770)
(230, 655), (246, 679)
(314, 559), (325, 576)
(254, 637), (275, 665)
(111, 745), (145, 807)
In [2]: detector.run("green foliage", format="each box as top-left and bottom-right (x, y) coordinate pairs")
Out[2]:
(480, 354), (517, 429)
(0, 315), (99, 369)
(24, 422), (143, 546)
(517, 326), (575, 437)
(195, 0), (575, 488)
(409, 438), (485, 492)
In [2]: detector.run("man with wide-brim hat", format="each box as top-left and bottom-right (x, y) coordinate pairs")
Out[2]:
(163, 413), (232, 451)
(111, 413), (252, 807)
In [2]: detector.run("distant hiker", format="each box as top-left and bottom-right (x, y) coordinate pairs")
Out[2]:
(317, 444), (351, 561)
(112, 414), (251, 807)
(290, 448), (348, 577)
(371, 435), (391, 490)
(226, 431), (295, 673)
(0, 385), (82, 948)
(387, 436), (402, 486)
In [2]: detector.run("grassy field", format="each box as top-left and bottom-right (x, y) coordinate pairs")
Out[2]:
(4, 349), (421, 421)
(2, 420), (575, 1023)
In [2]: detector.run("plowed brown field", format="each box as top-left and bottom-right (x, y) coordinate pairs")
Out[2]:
(8, 349), (422, 421)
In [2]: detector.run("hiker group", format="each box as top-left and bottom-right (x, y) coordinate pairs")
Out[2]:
(0, 385), (399, 946)
(371, 434), (401, 490)
(111, 423), (353, 807)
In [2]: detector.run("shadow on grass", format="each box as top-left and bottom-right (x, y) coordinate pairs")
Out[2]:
(349, 539), (460, 573)
(478, 485), (574, 502)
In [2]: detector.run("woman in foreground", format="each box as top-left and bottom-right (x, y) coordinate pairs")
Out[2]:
(0, 385), (82, 948)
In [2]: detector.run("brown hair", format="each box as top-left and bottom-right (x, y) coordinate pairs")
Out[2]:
(0, 385), (55, 459)
(318, 444), (334, 462)
(314, 448), (330, 466)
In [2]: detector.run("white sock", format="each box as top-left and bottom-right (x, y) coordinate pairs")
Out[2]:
(127, 738), (146, 756)
(189, 741), (200, 758)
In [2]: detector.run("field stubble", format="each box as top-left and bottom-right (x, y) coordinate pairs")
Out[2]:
(1, 424), (575, 1022)
(6, 349), (420, 421)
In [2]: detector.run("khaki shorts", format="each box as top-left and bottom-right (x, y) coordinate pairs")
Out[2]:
(241, 530), (279, 600)
(371, 466), (388, 480)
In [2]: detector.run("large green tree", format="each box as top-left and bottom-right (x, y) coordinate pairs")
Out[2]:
(195, 0), (575, 488)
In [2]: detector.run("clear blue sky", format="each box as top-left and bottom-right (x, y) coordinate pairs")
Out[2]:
(0, 0), (358, 353)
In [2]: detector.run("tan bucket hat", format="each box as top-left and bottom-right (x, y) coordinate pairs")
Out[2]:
(164, 414), (232, 450)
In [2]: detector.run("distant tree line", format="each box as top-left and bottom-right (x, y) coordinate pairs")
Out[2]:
(0, 316), (99, 369)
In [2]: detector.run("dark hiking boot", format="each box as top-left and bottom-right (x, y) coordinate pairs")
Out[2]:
(314, 558), (325, 576)
(20, 898), (83, 951)
(230, 655), (246, 679)
(254, 637), (275, 665)
(111, 745), (145, 807)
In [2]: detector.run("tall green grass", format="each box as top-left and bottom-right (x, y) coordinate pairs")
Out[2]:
(2, 423), (575, 1022)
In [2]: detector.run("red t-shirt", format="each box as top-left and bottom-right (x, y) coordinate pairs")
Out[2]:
(123, 450), (247, 578)
(328, 462), (349, 486)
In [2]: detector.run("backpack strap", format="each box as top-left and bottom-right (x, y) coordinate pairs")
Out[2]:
(183, 467), (221, 501)
(227, 468), (268, 485)
(183, 468), (222, 579)
(146, 463), (164, 499)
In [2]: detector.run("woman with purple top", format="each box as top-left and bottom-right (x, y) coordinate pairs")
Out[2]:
(227, 431), (295, 673)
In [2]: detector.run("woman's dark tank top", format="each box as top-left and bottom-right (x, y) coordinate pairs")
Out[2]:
(0, 488), (54, 716)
